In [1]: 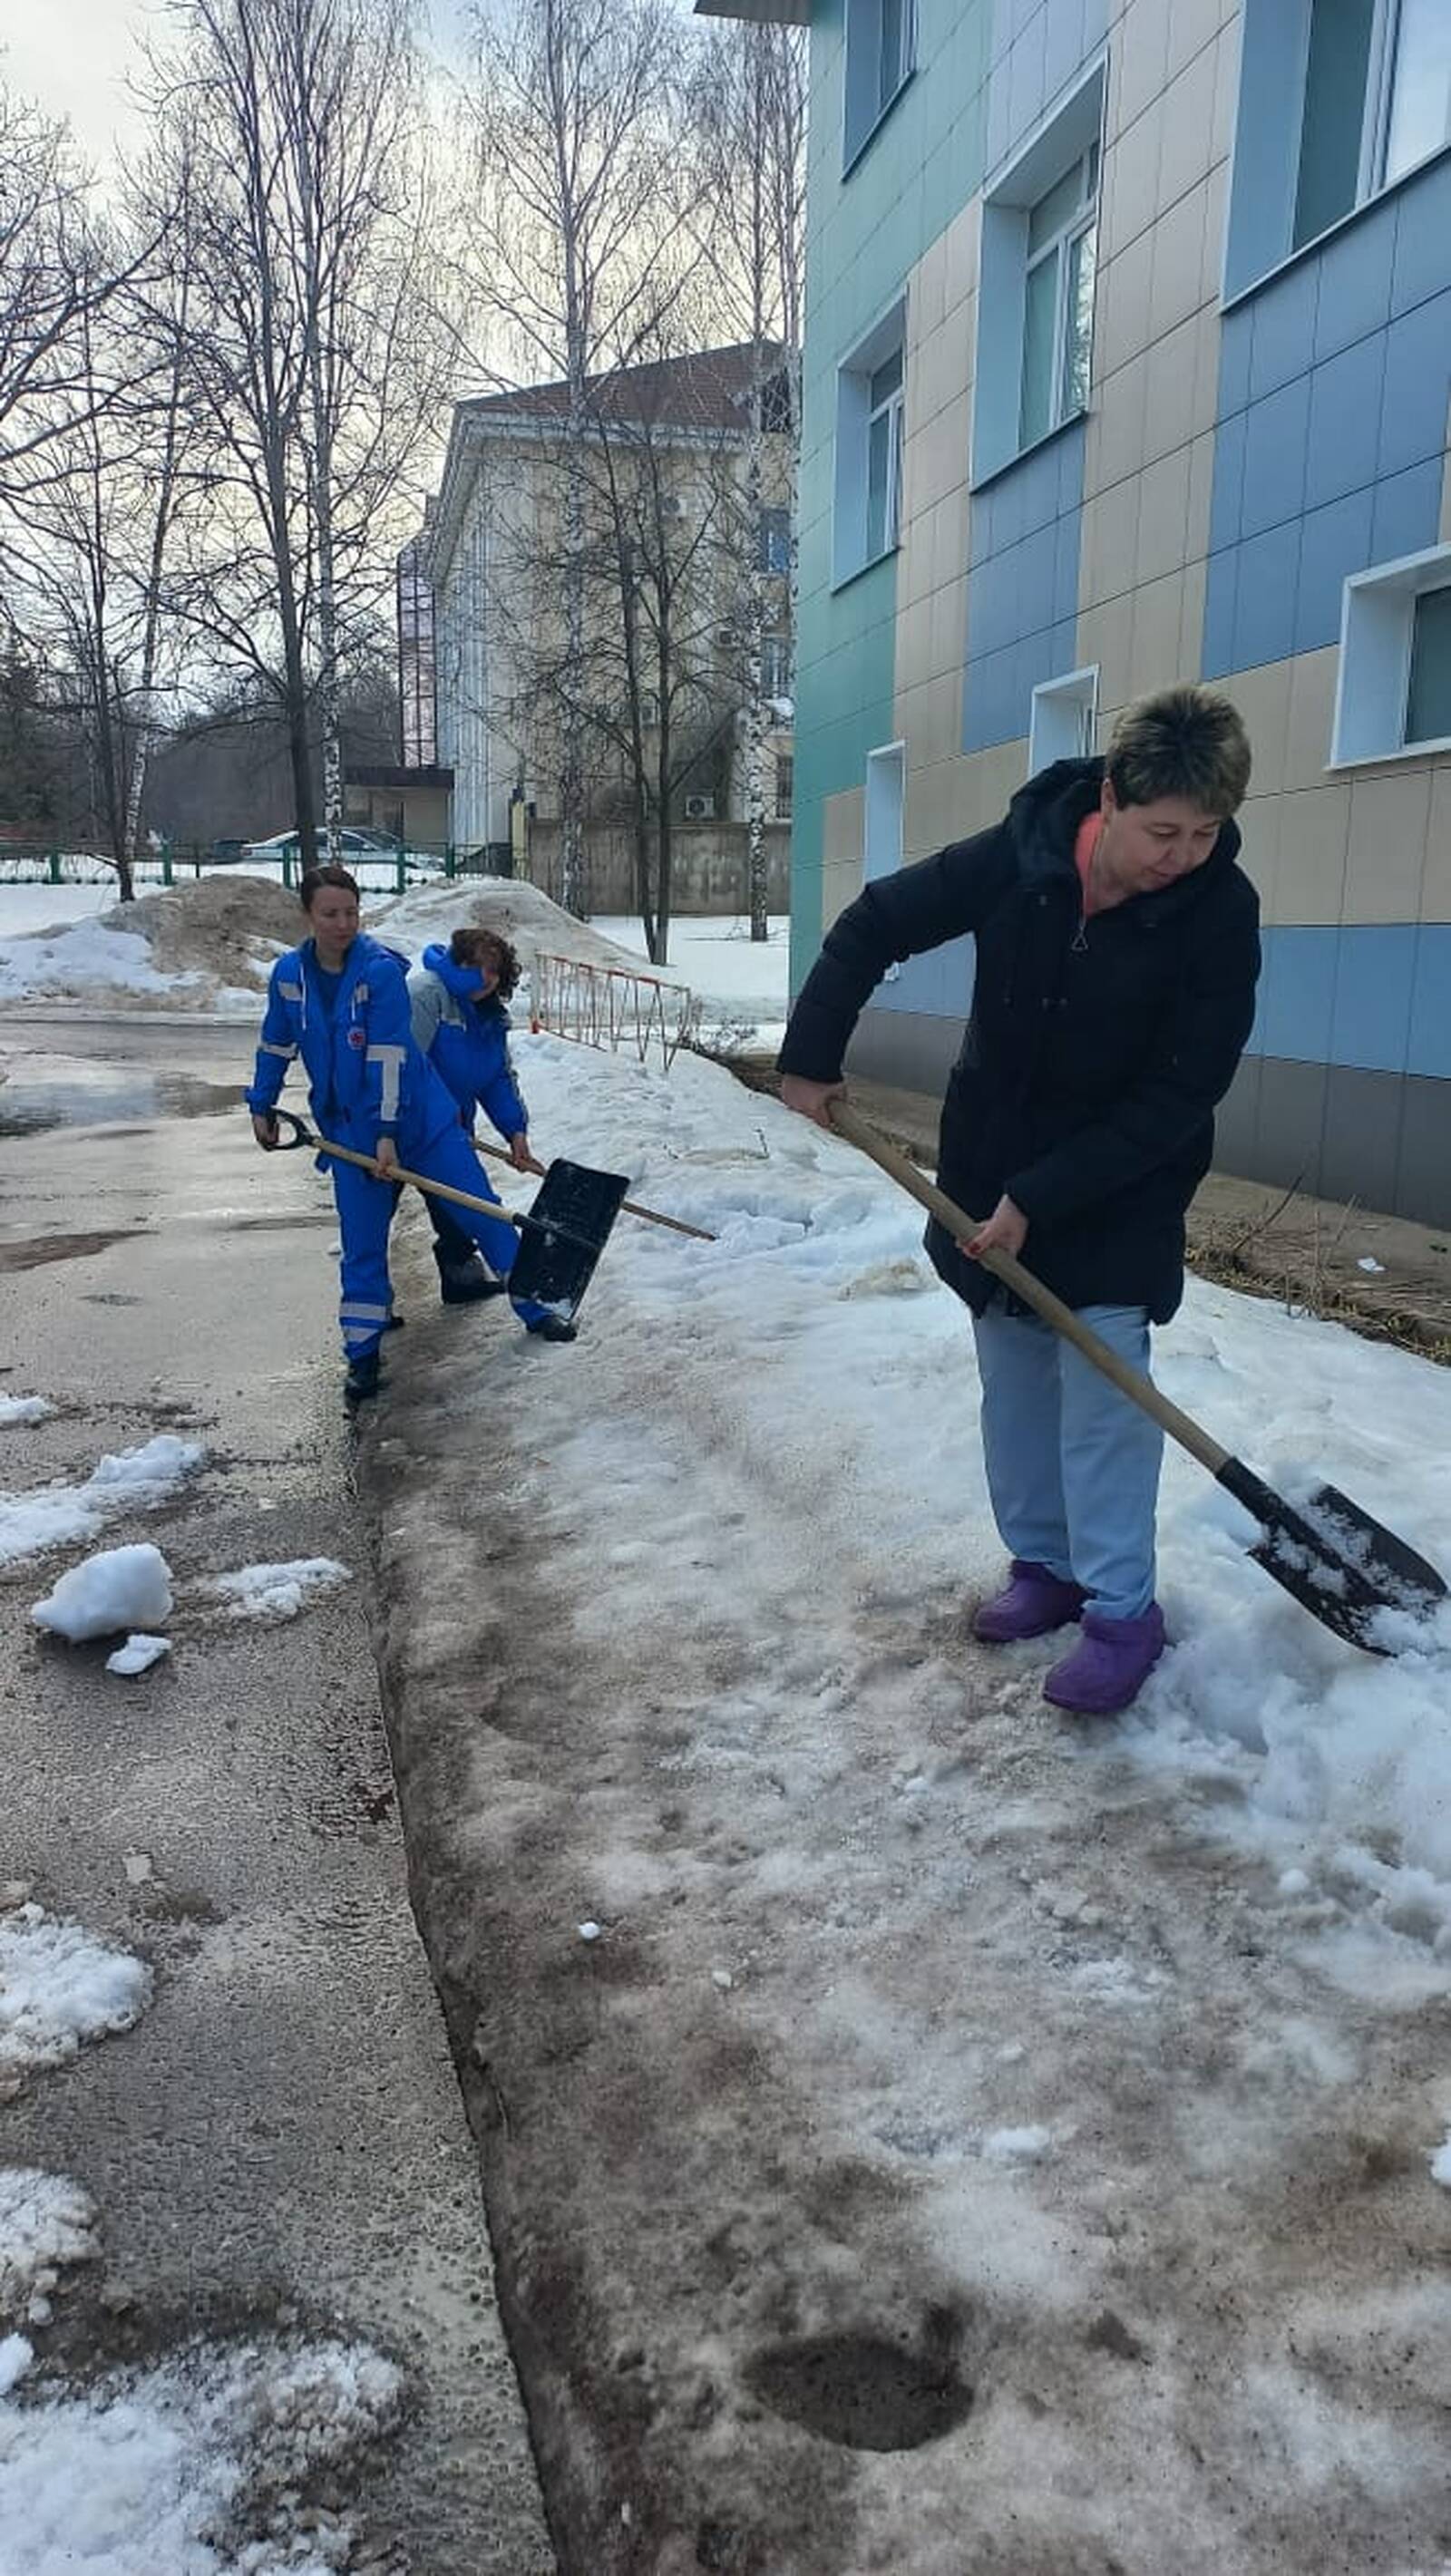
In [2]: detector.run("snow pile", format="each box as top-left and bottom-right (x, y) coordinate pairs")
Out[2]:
(0, 1397), (54, 1429)
(502, 1031), (1451, 1935)
(0, 2334), (403, 2576)
(1, 1437), (203, 1570)
(209, 1559), (352, 1622)
(0, 2172), (101, 2324)
(31, 1544), (174, 1641)
(371, 873), (676, 985)
(0, 875), (299, 1017)
(104, 1634), (171, 1677)
(0, 1906), (152, 2086)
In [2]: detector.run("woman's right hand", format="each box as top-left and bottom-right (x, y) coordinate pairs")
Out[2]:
(251, 1112), (279, 1151)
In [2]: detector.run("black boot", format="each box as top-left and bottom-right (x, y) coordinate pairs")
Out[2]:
(524, 1313), (578, 1344)
(433, 1245), (507, 1306)
(344, 1348), (382, 1409)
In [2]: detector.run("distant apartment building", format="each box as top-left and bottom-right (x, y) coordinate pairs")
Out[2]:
(415, 345), (795, 877)
(699, 0), (1451, 1223)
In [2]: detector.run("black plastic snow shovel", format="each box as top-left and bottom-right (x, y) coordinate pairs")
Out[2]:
(269, 1111), (628, 1321)
(827, 1100), (1447, 1657)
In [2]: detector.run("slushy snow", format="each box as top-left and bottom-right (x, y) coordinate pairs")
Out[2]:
(32, 1544), (174, 1642)
(1, 1437), (202, 1570)
(0, 2172), (101, 2323)
(209, 1559), (351, 1621)
(0, 1397), (54, 1428)
(0, 1906), (153, 2083)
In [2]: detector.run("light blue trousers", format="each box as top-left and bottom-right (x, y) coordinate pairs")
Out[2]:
(970, 1295), (1164, 1622)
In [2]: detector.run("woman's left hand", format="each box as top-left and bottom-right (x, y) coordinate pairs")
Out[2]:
(961, 1193), (1028, 1261)
(508, 1132), (540, 1172)
(373, 1136), (400, 1180)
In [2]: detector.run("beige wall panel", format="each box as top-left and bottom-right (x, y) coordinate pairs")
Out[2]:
(1142, 311), (1203, 466)
(822, 784), (864, 869)
(1148, 176), (1211, 341)
(1234, 792), (1282, 915)
(1128, 570), (1185, 695)
(1078, 589), (1135, 714)
(1211, 12), (1242, 163)
(1178, 552), (1208, 675)
(896, 597), (935, 697)
(929, 577), (967, 682)
(1115, 0), (1173, 134)
(1081, 475), (1142, 608)
(1085, 353), (1150, 498)
(1278, 784), (1350, 923)
(1135, 444), (1193, 581)
(899, 510), (935, 612)
(1225, 659), (1292, 798)
(1096, 228), (1156, 381)
(1423, 769), (1451, 920)
(1155, 31), (1220, 217)
(1283, 648), (1339, 789)
(1185, 424), (1216, 562)
(920, 669), (965, 763)
(822, 854), (865, 932)
(1105, 102), (1162, 260)
(893, 675), (932, 745)
(1167, 0), (1222, 83)
(913, 233), (948, 341)
(931, 484), (971, 585)
(1347, 769), (1433, 921)
(941, 199), (981, 319)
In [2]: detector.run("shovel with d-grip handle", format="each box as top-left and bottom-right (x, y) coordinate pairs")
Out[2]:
(825, 1099), (1448, 1657)
(269, 1110), (629, 1322)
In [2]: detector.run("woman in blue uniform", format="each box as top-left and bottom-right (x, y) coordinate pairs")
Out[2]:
(246, 867), (574, 1408)
(404, 927), (540, 1304)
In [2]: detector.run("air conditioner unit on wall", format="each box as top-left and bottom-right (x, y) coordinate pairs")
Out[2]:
(683, 793), (715, 820)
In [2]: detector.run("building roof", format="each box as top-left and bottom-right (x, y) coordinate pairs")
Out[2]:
(693, 0), (809, 23)
(459, 342), (792, 437)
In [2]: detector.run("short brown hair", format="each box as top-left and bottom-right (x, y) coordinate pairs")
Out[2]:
(1105, 685), (1251, 818)
(299, 862), (360, 909)
(450, 924), (521, 1003)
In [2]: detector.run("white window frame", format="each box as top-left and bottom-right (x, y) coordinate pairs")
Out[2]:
(1227, 0), (1451, 296)
(1331, 543), (1451, 764)
(1019, 146), (1100, 452)
(1029, 666), (1099, 774)
(973, 62), (1105, 489)
(760, 633), (792, 700)
(833, 300), (908, 587)
(864, 741), (905, 884)
(843, 0), (916, 172)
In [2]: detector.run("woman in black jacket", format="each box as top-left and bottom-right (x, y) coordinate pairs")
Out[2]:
(779, 685), (1259, 1716)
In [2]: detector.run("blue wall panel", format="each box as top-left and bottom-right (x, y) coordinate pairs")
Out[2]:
(961, 421), (1086, 752)
(1251, 926), (1451, 1079)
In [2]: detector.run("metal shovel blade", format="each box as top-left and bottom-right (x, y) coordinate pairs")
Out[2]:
(1220, 1460), (1448, 1654)
(507, 1156), (631, 1319)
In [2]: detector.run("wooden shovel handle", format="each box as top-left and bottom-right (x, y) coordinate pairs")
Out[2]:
(826, 1099), (1231, 1479)
(314, 1132), (525, 1230)
(472, 1137), (717, 1242)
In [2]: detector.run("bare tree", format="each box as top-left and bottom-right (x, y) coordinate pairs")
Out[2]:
(458, 0), (701, 913)
(688, 21), (805, 940)
(0, 83), (130, 527)
(139, 0), (446, 865)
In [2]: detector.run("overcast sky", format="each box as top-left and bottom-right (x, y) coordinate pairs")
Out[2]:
(4, 1), (477, 176)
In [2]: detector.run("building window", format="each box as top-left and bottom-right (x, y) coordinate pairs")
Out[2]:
(973, 65), (1105, 487)
(843, 0), (915, 170)
(1029, 666), (1098, 773)
(774, 753), (794, 819)
(761, 634), (792, 699)
(758, 506), (791, 575)
(1020, 148), (1099, 452)
(1332, 544), (1451, 762)
(1229, 0), (1451, 294)
(833, 302), (907, 585)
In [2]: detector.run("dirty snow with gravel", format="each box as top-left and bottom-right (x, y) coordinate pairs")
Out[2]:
(209, 1559), (352, 1621)
(0, 1907), (152, 2085)
(0, 2173), (101, 2323)
(0, 2332), (403, 2576)
(1, 1441), (201, 1570)
(0, 1398), (54, 1428)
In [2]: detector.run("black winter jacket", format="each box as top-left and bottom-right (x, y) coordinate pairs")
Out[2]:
(778, 758), (1261, 1323)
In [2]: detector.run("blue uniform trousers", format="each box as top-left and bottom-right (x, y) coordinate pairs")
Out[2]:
(332, 1117), (551, 1360)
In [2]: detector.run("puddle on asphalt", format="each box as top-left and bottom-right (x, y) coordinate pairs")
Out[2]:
(0, 1230), (152, 1273)
(0, 1065), (243, 1137)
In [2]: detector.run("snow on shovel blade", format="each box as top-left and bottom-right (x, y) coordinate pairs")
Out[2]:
(1218, 1460), (1448, 1654)
(507, 1156), (631, 1321)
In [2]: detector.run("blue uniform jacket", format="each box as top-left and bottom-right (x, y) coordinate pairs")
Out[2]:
(405, 944), (530, 1142)
(247, 932), (453, 1152)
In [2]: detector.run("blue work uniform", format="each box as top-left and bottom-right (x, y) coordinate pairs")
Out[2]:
(247, 932), (547, 1359)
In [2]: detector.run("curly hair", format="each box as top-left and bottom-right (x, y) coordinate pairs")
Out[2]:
(449, 924), (521, 1003)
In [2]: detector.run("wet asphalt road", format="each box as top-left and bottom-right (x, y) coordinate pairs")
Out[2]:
(0, 1012), (554, 2573)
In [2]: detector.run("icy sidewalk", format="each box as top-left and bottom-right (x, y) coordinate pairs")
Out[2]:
(356, 1030), (1451, 2574)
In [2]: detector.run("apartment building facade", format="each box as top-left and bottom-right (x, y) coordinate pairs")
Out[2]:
(702, 0), (1451, 1223)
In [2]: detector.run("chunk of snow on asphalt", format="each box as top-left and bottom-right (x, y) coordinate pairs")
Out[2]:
(0, 1397), (53, 1428)
(0, 2173), (100, 2321)
(1358, 1257), (1386, 1274)
(32, 1544), (173, 1642)
(0, 1436), (203, 1569)
(1431, 2135), (1451, 2187)
(0, 1906), (152, 2081)
(209, 1559), (351, 1621)
(0, 2339), (30, 2397)
(577, 1921), (603, 1941)
(0, 2333), (403, 2576)
(980, 2125), (1053, 2163)
(104, 1634), (170, 1677)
